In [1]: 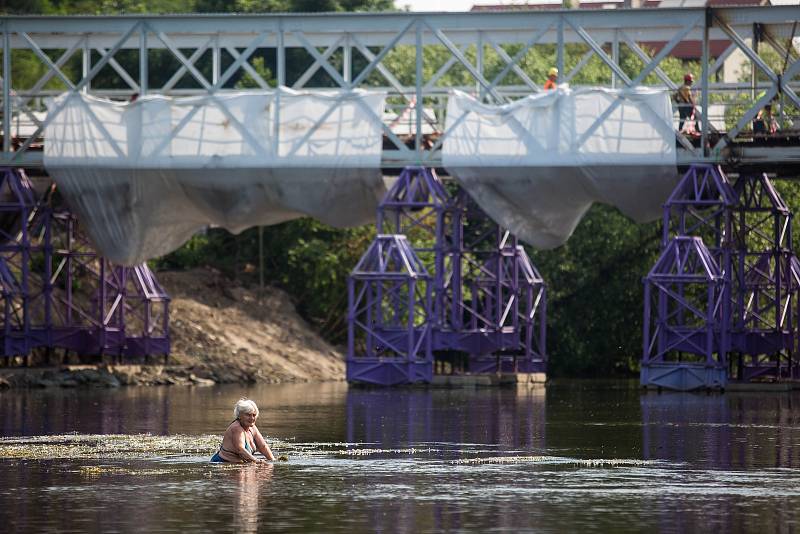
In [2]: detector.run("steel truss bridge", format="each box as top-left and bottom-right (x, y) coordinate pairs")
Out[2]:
(1, 6), (799, 172)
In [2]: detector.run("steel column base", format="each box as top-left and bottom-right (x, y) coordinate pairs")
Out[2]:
(468, 357), (547, 374)
(641, 363), (727, 391)
(346, 359), (433, 386)
(740, 363), (800, 381)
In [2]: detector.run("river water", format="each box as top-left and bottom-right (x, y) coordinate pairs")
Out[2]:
(1, 380), (799, 533)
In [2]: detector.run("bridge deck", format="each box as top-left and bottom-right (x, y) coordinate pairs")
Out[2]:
(8, 131), (800, 177)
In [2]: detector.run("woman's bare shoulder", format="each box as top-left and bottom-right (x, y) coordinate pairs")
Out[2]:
(225, 421), (245, 435)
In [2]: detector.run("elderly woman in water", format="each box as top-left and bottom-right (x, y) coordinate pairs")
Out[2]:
(211, 398), (275, 463)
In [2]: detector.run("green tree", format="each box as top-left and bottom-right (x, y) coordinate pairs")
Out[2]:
(528, 206), (662, 376)
(14, 0), (195, 14)
(0, 0), (55, 14)
(193, 0), (393, 13)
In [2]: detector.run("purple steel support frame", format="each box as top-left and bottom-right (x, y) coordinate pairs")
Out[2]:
(730, 173), (799, 380)
(0, 168), (38, 355)
(0, 168), (170, 360)
(350, 166), (546, 384)
(642, 236), (729, 391)
(120, 264), (170, 356)
(378, 166), (451, 328)
(645, 163), (800, 387)
(454, 192), (546, 373)
(347, 234), (433, 385)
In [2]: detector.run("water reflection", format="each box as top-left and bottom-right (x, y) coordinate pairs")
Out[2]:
(233, 464), (273, 534)
(638, 391), (800, 533)
(342, 386), (547, 532)
(0, 382), (350, 440)
(641, 391), (800, 468)
(0, 387), (172, 436)
(345, 386), (546, 451)
(2, 383), (800, 532)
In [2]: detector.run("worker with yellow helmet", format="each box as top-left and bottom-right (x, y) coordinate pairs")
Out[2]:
(544, 67), (558, 90)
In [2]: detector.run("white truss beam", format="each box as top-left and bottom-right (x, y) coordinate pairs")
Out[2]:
(0, 6), (798, 167)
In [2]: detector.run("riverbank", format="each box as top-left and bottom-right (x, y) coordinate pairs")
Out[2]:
(0, 268), (346, 389)
(0, 364), (218, 388)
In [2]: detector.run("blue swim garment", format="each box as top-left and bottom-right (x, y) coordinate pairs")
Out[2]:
(211, 438), (254, 463)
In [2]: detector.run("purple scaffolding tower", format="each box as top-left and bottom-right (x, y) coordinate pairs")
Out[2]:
(730, 173), (800, 380)
(347, 234), (433, 385)
(0, 168), (170, 362)
(347, 166), (546, 385)
(642, 164), (800, 390)
(455, 197), (547, 374)
(642, 236), (729, 391)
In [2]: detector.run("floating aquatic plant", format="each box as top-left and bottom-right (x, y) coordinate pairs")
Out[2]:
(450, 456), (657, 467)
(0, 434), (226, 460)
(79, 465), (175, 477)
(0, 434), (651, 470)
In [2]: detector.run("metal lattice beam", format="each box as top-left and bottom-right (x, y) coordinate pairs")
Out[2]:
(0, 6), (798, 168)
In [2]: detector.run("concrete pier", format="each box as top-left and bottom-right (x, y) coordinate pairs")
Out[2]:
(430, 373), (546, 388)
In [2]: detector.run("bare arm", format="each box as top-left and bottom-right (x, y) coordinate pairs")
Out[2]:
(251, 425), (276, 461)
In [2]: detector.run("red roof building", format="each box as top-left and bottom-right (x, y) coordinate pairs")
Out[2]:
(471, 0), (772, 63)
(471, 0), (769, 10)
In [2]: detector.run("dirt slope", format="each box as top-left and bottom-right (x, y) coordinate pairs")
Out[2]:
(158, 268), (345, 383)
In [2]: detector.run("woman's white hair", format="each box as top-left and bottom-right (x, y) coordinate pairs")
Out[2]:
(234, 398), (259, 419)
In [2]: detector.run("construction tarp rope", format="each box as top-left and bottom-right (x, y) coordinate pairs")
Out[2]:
(442, 87), (678, 249)
(44, 88), (388, 265)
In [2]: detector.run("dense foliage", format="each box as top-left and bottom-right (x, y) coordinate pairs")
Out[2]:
(8, 1), (799, 376)
(1, 0), (394, 15)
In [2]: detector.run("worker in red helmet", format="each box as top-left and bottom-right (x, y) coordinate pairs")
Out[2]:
(674, 72), (698, 133)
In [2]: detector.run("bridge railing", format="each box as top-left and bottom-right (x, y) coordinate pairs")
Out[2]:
(0, 5), (798, 167)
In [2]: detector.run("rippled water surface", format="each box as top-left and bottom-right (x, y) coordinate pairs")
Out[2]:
(2, 381), (800, 533)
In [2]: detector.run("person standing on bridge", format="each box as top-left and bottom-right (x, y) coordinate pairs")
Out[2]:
(544, 67), (558, 91)
(675, 73), (698, 133)
(753, 101), (779, 135)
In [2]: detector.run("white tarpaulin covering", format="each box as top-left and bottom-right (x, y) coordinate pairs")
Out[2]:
(44, 88), (387, 265)
(443, 87), (678, 249)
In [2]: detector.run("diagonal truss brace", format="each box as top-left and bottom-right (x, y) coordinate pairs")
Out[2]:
(95, 47), (140, 91)
(225, 46), (271, 89)
(12, 36), (85, 130)
(161, 37), (213, 92)
(713, 15), (800, 152)
(293, 37), (343, 89)
(425, 21), (504, 104)
(350, 34), (439, 132)
(154, 29), (212, 91)
(485, 32), (546, 92)
(13, 21), (141, 158)
(214, 31), (270, 90)
(288, 22), (416, 154)
(572, 16), (701, 153)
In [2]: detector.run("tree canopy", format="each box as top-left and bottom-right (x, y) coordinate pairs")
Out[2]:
(1, 0), (394, 15)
